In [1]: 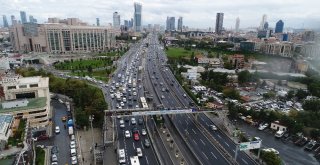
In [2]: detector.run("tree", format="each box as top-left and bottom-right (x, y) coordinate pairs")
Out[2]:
(263, 91), (276, 100)
(286, 90), (295, 100)
(302, 100), (320, 113)
(261, 151), (282, 165)
(238, 70), (251, 84)
(223, 88), (240, 100)
(295, 89), (308, 100)
(310, 129), (320, 140)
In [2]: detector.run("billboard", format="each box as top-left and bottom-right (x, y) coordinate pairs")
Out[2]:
(239, 141), (261, 151)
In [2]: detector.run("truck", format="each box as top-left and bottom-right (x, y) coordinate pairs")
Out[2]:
(68, 126), (74, 135)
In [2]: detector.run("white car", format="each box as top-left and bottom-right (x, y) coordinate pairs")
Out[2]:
(71, 156), (77, 165)
(70, 141), (76, 149)
(120, 102), (125, 107)
(210, 125), (217, 131)
(123, 97), (127, 102)
(262, 148), (279, 155)
(131, 118), (136, 125)
(135, 105), (139, 108)
(141, 129), (147, 136)
(120, 119), (125, 128)
(125, 130), (131, 138)
(55, 126), (60, 134)
(110, 94), (114, 99)
(133, 92), (137, 96)
(136, 148), (143, 157)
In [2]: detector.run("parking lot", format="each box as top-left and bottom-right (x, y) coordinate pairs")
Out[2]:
(236, 121), (319, 165)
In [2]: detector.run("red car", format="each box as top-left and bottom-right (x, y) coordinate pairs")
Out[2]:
(134, 133), (139, 141)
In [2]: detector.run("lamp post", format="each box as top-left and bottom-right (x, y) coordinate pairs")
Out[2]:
(89, 115), (96, 165)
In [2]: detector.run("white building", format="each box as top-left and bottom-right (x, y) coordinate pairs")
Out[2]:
(0, 76), (50, 128)
(270, 121), (287, 132)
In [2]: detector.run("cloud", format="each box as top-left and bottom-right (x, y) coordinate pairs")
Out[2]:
(1, 0), (320, 29)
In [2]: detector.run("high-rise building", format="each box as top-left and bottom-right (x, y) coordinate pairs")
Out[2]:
(96, 18), (100, 26)
(133, 2), (142, 32)
(113, 12), (121, 29)
(263, 22), (269, 30)
(215, 13), (224, 35)
(166, 17), (175, 31)
(29, 15), (37, 23)
(177, 17), (183, 32)
(2, 15), (9, 28)
(259, 14), (267, 30)
(235, 17), (240, 33)
(11, 15), (17, 26)
(275, 20), (284, 33)
(124, 20), (129, 28)
(20, 11), (27, 24)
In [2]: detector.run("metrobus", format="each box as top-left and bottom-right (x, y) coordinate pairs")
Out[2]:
(130, 156), (140, 165)
(118, 149), (126, 164)
(140, 97), (148, 109)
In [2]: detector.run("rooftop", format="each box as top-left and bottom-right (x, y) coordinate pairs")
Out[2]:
(0, 97), (47, 113)
(0, 114), (13, 135)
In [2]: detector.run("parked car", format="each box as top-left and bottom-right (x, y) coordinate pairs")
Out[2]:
(71, 156), (77, 165)
(51, 146), (59, 155)
(262, 148), (279, 155)
(51, 154), (58, 162)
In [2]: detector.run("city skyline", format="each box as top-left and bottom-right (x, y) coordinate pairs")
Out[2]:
(0, 0), (320, 29)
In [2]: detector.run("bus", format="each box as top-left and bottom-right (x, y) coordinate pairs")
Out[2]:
(118, 149), (126, 164)
(140, 97), (148, 109)
(130, 156), (140, 165)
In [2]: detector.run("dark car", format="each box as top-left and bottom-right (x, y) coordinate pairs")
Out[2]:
(144, 139), (151, 148)
(138, 119), (143, 125)
(37, 134), (49, 141)
(124, 117), (130, 122)
(132, 127), (139, 134)
(51, 146), (59, 155)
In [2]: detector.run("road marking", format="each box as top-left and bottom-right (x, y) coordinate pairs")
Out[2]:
(146, 156), (149, 164)
(211, 152), (217, 159)
(185, 120), (189, 125)
(224, 142), (230, 147)
(200, 139), (206, 145)
(192, 129), (197, 134)
(193, 139), (198, 145)
(242, 158), (248, 165)
(200, 117), (204, 122)
(232, 149), (235, 153)
(217, 135), (222, 139)
(179, 120), (182, 124)
(205, 122), (209, 126)
(133, 142), (135, 149)
(202, 152), (209, 160)
(141, 141), (144, 149)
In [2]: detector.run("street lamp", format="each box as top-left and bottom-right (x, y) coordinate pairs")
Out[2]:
(89, 115), (96, 165)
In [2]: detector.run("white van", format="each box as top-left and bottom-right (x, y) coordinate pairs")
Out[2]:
(275, 130), (285, 138)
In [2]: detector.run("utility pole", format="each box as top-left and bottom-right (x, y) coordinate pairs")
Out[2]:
(89, 115), (96, 165)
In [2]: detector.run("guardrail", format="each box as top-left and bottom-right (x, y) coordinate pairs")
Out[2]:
(145, 118), (163, 165)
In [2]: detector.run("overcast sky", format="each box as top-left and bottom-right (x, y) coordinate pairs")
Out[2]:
(1, 0), (320, 29)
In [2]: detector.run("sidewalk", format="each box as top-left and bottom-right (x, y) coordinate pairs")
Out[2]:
(76, 128), (103, 165)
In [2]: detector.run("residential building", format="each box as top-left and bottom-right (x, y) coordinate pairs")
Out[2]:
(263, 22), (269, 30)
(240, 41), (255, 52)
(197, 57), (221, 68)
(235, 17), (240, 33)
(96, 18), (100, 26)
(124, 20), (129, 28)
(228, 54), (245, 69)
(215, 13), (224, 35)
(166, 17), (175, 31)
(177, 17), (183, 32)
(133, 2), (142, 32)
(302, 30), (315, 42)
(2, 15), (9, 28)
(301, 42), (320, 59)
(20, 11), (27, 24)
(0, 76), (50, 128)
(275, 20), (284, 33)
(113, 12), (121, 29)
(261, 42), (293, 57)
(10, 20), (116, 53)
(0, 114), (14, 150)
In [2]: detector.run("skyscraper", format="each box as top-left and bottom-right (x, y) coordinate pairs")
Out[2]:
(275, 20), (284, 33)
(263, 22), (269, 30)
(29, 15), (37, 23)
(2, 15), (9, 28)
(11, 15), (17, 26)
(177, 17), (183, 32)
(124, 20), (129, 28)
(133, 2), (142, 32)
(166, 17), (175, 31)
(215, 13), (224, 35)
(113, 12), (121, 29)
(96, 18), (100, 26)
(259, 14), (267, 30)
(235, 17), (240, 33)
(20, 11), (27, 24)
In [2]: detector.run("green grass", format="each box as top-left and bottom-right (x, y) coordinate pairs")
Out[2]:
(70, 70), (110, 82)
(166, 47), (196, 58)
(35, 147), (45, 165)
(7, 119), (26, 147)
(54, 59), (111, 70)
